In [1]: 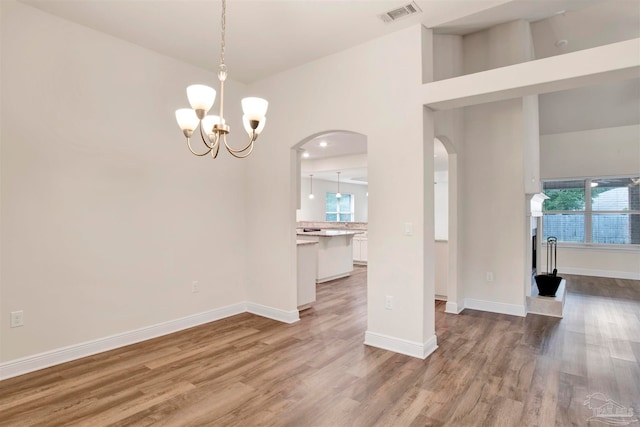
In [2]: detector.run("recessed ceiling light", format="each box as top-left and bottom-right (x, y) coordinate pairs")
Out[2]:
(302, 151), (310, 158)
(555, 39), (568, 48)
(555, 10), (566, 15)
(319, 141), (328, 148)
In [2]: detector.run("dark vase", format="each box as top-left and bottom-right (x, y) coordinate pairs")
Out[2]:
(535, 274), (563, 297)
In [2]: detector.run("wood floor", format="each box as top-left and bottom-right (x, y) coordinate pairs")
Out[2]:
(1, 267), (639, 426)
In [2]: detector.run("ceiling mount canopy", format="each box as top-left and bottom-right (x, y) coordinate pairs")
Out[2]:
(175, 0), (268, 159)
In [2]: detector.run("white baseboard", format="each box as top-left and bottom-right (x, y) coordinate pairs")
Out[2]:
(0, 301), (298, 381)
(558, 267), (640, 280)
(464, 298), (526, 317)
(364, 331), (438, 359)
(434, 294), (447, 301)
(246, 302), (300, 324)
(445, 301), (464, 314)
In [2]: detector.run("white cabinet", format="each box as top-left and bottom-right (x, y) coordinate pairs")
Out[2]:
(353, 233), (368, 264)
(297, 231), (358, 283)
(360, 238), (368, 262)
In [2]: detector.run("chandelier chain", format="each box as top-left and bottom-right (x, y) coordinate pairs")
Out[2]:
(220, 0), (226, 68)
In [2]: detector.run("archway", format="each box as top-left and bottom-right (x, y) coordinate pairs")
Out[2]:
(290, 130), (369, 310)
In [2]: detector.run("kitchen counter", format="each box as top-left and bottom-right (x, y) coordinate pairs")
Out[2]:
(296, 230), (358, 283)
(297, 221), (367, 232)
(297, 239), (319, 245)
(297, 230), (363, 237)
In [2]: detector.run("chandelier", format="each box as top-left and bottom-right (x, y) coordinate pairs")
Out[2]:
(175, 0), (268, 159)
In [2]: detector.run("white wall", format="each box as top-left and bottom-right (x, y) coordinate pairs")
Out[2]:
(541, 125), (640, 179)
(540, 125), (640, 279)
(434, 35), (463, 81)
(434, 241), (448, 298)
(463, 20), (534, 75)
(539, 80), (640, 135)
(542, 246), (640, 280)
(454, 20), (537, 315)
(461, 99), (527, 310)
(434, 171), (449, 240)
(298, 178), (368, 223)
(245, 25), (436, 353)
(1, 1), (248, 361)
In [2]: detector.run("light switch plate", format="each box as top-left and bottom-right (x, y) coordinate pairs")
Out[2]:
(10, 311), (24, 328)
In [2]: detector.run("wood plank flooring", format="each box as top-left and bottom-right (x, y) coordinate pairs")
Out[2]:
(1, 267), (639, 426)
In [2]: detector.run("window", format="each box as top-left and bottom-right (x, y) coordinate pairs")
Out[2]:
(326, 192), (354, 222)
(542, 177), (640, 245)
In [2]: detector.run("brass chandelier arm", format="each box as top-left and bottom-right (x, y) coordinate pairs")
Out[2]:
(211, 139), (221, 158)
(223, 134), (255, 158)
(224, 132), (258, 154)
(199, 122), (218, 149)
(186, 138), (213, 157)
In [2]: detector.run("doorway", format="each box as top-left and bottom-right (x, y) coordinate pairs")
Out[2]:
(291, 130), (368, 311)
(433, 136), (461, 314)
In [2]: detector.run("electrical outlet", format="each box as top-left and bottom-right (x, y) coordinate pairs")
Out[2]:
(10, 311), (24, 328)
(384, 296), (394, 310)
(486, 272), (494, 282)
(192, 281), (200, 293)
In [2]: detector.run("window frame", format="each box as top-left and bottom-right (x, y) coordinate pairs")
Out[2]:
(541, 176), (640, 250)
(325, 192), (355, 223)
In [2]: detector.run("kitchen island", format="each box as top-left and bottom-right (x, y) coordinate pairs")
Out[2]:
(296, 230), (361, 283)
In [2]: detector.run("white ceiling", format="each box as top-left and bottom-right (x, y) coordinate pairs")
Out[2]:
(18, 0), (621, 84)
(17, 0), (638, 169)
(530, 0), (640, 59)
(300, 131), (367, 160)
(300, 131), (367, 184)
(539, 78), (640, 135)
(306, 168), (370, 186)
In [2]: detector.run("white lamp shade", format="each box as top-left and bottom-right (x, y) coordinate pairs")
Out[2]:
(187, 84), (216, 112)
(202, 115), (221, 136)
(175, 108), (199, 131)
(241, 97), (269, 121)
(243, 115), (266, 135)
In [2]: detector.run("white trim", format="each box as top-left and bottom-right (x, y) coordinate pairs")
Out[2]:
(445, 301), (464, 314)
(246, 302), (300, 324)
(364, 331), (438, 359)
(558, 267), (640, 280)
(545, 242), (640, 253)
(527, 309), (563, 318)
(0, 303), (246, 381)
(0, 301), (299, 381)
(316, 272), (351, 283)
(464, 298), (526, 317)
(434, 294), (447, 301)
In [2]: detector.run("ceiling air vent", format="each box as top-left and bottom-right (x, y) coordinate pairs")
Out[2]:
(379, 2), (422, 23)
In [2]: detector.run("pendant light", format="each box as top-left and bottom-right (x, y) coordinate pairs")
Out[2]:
(336, 172), (342, 199)
(308, 174), (315, 200)
(175, 0), (268, 159)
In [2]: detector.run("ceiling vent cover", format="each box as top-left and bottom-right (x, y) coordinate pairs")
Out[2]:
(379, 2), (422, 23)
